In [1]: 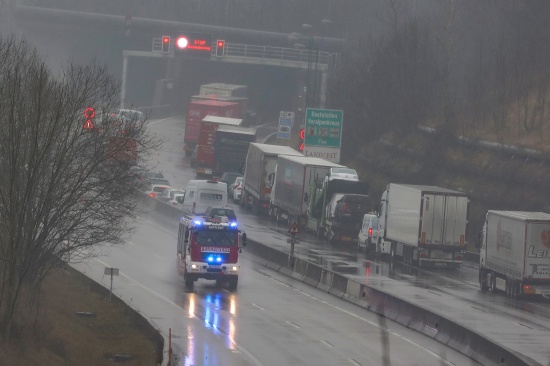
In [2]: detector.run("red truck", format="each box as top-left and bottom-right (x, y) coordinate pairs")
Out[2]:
(177, 214), (247, 290)
(184, 100), (241, 155)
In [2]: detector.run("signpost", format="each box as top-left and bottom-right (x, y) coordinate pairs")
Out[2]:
(277, 111), (294, 139)
(104, 267), (119, 301)
(287, 222), (300, 260)
(304, 108), (343, 163)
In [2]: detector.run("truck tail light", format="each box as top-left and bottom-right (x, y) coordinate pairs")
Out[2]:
(368, 228), (373, 237)
(149, 192), (156, 197)
(455, 254), (463, 261)
(418, 252), (428, 258)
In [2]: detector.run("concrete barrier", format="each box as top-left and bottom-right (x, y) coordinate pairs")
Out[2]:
(328, 273), (347, 298)
(317, 268), (334, 293)
(304, 263), (322, 287)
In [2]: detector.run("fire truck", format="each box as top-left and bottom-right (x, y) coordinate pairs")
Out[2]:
(177, 215), (247, 290)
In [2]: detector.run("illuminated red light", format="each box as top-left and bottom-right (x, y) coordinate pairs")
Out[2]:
(176, 36), (189, 49)
(149, 193), (156, 197)
(163, 36), (170, 43)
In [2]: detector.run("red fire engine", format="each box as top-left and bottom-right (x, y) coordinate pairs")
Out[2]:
(177, 215), (246, 290)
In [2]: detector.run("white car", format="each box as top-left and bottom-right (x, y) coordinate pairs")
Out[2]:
(326, 167), (359, 182)
(167, 192), (186, 206)
(144, 184), (171, 198)
(357, 213), (379, 254)
(158, 188), (186, 203)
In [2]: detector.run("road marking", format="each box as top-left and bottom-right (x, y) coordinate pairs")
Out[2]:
(347, 359), (362, 366)
(320, 339), (335, 348)
(286, 321), (301, 329)
(251, 303), (266, 310)
(262, 270), (456, 365)
(515, 323), (533, 329)
(92, 257), (266, 366)
(147, 117), (176, 127)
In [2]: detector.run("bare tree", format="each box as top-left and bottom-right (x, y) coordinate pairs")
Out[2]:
(0, 36), (159, 340)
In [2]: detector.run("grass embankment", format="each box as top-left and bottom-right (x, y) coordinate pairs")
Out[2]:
(0, 266), (163, 366)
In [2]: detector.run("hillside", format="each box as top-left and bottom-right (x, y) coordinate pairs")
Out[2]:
(349, 121), (550, 250)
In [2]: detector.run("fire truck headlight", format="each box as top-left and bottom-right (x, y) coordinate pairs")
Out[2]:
(191, 264), (197, 269)
(231, 266), (238, 271)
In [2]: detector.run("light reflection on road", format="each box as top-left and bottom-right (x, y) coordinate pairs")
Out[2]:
(183, 291), (239, 365)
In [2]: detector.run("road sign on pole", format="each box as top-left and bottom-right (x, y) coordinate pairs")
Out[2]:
(278, 111), (294, 139)
(304, 108), (343, 147)
(288, 222), (300, 234)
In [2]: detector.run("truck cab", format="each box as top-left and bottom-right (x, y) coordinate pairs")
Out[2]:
(177, 215), (246, 290)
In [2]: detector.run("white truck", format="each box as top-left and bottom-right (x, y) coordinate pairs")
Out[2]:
(477, 211), (550, 299)
(241, 143), (302, 214)
(270, 155), (343, 227)
(378, 183), (469, 268)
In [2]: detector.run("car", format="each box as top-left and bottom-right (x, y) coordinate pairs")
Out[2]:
(143, 183), (171, 198)
(357, 213), (379, 254)
(148, 178), (171, 187)
(219, 172), (242, 193)
(231, 178), (244, 203)
(334, 194), (372, 222)
(112, 109), (145, 124)
(167, 192), (186, 206)
(158, 188), (186, 203)
(228, 177), (244, 199)
(326, 167), (359, 182)
(204, 206), (237, 222)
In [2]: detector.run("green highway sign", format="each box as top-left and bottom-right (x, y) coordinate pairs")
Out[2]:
(304, 108), (343, 148)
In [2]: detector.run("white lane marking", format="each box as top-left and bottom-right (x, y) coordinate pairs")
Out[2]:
(251, 303), (266, 310)
(92, 257), (265, 366)
(286, 321), (301, 329)
(264, 271), (456, 366)
(147, 117), (176, 127)
(320, 340), (335, 348)
(348, 359), (362, 366)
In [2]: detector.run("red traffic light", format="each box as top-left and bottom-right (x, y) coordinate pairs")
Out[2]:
(176, 36), (189, 49)
(216, 39), (225, 57)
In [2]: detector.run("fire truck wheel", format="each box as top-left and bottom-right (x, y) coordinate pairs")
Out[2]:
(184, 271), (194, 290)
(228, 276), (238, 291)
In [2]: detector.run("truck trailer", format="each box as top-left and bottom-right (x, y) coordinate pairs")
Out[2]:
(195, 116), (243, 177)
(378, 183), (469, 268)
(183, 100), (241, 155)
(241, 143), (302, 214)
(213, 125), (256, 176)
(269, 155), (343, 227)
(478, 210), (550, 299)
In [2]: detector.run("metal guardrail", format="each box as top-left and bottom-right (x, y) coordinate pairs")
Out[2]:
(152, 38), (336, 66)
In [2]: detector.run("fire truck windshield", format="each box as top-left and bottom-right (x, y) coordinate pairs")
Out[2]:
(194, 230), (237, 247)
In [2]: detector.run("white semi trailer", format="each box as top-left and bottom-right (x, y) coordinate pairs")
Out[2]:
(478, 210), (550, 299)
(378, 183), (469, 268)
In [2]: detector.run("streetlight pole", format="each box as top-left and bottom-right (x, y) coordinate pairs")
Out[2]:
(312, 19), (332, 108)
(302, 24), (313, 109)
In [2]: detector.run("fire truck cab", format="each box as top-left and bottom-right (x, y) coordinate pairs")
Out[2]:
(177, 214), (246, 290)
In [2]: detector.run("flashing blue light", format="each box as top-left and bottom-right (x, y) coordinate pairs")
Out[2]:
(230, 222), (238, 227)
(207, 256), (214, 262)
(216, 257), (222, 262)
(194, 220), (203, 226)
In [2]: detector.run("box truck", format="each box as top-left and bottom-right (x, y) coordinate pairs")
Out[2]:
(241, 143), (302, 214)
(213, 125), (256, 176)
(478, 211), (550, 299)
(183, 100), (241, 155)
(269, 155), (343, 227)
(378, 183), (469, 267)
